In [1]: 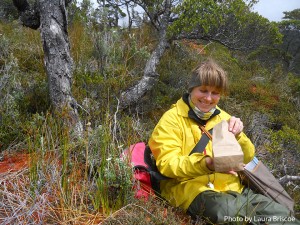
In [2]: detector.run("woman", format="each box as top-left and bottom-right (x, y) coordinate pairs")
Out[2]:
(148, 59), (293, 224)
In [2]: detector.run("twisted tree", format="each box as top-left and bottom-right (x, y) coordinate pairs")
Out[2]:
(12, 0), (83, 135)
(115, 0), (281, 109)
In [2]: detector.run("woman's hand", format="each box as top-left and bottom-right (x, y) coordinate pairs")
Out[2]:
(205, 157), (244, 176)
(228, 116), (244, 136)
(205, 157), (215, 171)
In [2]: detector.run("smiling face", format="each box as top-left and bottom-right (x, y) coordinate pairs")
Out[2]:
(188, 60), (228, 112)
(190, 85), (221, 112)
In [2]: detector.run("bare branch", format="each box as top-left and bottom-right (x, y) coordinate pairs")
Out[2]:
(279, 175), (300, 184)
(119, 0), (172, 108)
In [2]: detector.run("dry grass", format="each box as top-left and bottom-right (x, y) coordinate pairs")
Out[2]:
(0, 135), (202, 225)
(0, 153), (106, 224)
(101, 198), (196, 225)
(0, 169), (49, 224)
(0, 156), (197, 225)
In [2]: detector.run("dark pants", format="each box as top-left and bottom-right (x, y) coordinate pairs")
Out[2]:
(187, 188), (298, 225)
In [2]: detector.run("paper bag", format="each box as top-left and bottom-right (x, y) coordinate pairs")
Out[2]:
(212, 120), (244, 172)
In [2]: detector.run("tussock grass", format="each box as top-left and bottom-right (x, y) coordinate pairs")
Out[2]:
(0, 110), (154, 224)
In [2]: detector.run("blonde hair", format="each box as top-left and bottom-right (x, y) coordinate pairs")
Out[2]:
(189, 59), (228, 95)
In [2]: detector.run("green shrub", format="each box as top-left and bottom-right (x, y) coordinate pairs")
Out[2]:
(267, 126), (300, 154)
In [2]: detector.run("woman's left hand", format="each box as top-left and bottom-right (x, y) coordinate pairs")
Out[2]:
(228, 116), (244, 136)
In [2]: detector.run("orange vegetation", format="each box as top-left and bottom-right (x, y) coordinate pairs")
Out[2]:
(182, 39), (207, 55)
(0, 153), (29, 173)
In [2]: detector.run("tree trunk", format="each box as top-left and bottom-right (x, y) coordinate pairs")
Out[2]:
(119, 0), (171, 109)
(12, 0), (83, 135)
(39, 0), (83, 135)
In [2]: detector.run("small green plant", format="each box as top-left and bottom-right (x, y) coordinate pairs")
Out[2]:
(266, 126), (300, 154)
(0, 52), (24, 149)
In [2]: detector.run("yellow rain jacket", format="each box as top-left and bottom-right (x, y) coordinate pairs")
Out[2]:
(148, 96), (255, 211)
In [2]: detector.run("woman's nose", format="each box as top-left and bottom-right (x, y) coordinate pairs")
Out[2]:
(204, 92), (213, 100)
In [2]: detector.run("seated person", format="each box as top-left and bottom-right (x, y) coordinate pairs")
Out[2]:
(148, 59), (294, 224)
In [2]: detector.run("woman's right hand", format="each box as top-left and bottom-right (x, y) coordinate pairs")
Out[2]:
(205, 157), (215, 171)
(205, 157), (241, 176)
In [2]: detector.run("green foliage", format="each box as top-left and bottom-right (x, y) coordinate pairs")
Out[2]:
(22, 110), (139, 216)
(279, 19), (300, 30)
(287, 73), (300, 94)
(246, 45), (288, 70)
(0, 35), (24, 149)
(71, 26), (153, 126)
(267, 126), (300, 153)
(283, 8), (300, 21)
(170, 0), (227, 35)
(18, 82), (50, 115)
(169, 0), (282, 50)
(0, 24), (49, 150)
(94, 151), (133, 212)
(69, 25), (94, 70)
(0, 0), (19, 21)
(147, 42), (196, 111)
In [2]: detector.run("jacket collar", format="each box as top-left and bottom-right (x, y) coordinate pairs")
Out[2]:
(177, 93), (220, 125)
